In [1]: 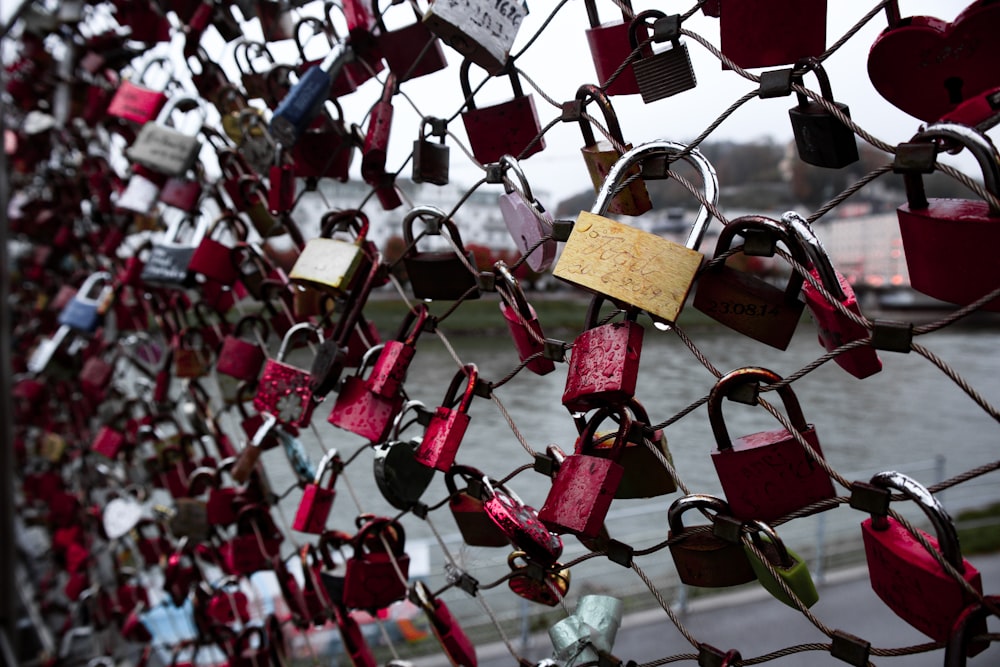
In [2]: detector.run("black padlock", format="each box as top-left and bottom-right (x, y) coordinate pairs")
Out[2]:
(412, 116), (449, 186)
(629, 10), (697, 104)
(788, 57), (859, 169)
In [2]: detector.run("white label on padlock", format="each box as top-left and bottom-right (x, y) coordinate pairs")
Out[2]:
(103, 497), (145, 540)
(424, 0), (528, 74)
(117, 174), (162, 214)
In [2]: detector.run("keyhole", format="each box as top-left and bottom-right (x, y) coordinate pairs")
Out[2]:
(944, 76), (964, 104)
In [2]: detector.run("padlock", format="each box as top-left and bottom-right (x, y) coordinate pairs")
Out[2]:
(861, 471), (984, 642)
(343, 517), (411, 610)
(325, 0), (385, 89)
(269, 44), (356, 147)
(413, 116), (450, 186)
(113, 0), (172, 44)
(235, 40), (277, 102)
(205, 577), (251, 626)
(788, 57), (859, 169)
(360, 73), (397, 187)
(497, 154), (557, 272)
(367, 304), (429, 398)
(538, 406), (628, 539)
(219, 504), (284, 576)
(140, 213), (208, 290)
(480, 473), (564, 562)
(709, 366), (836, 521)
(292, 449), (343, 534)
(868, 0), (1000, 123)
(269, 144), (297, 216)
(289, 208), (371, 298)
(783, 211), (884, 378)
(187, 465), (243, 527)
(460, 60), (545, 165)
(553, 140), (719, 326)
(628, 11), (697, 104)
(549, 594), (624, 667)
(424, 0), (525, 74)
(495, 261), (555, 376)
(57, 271), (113, 334)
(507, 551), (571, 607)
(742, 520), (818, 609)
(693, 215), (808, 350)
(414, 364), (478, 472)
(188, 212), (249, 286)
(335, 606), (377, 667)
(291, 100), (359, 182)
(372, 0), (448, 82)
(446, 466), (510, 547)
(575, 83), (652, 216)
(106, 57), (171, 125)
(412, 581), (478, 667)
(159, 169), (204, 214)
(299, 545), (336, 625)
(163, 544), (201, 607)
(943, 596), (999, 664)
(171, 328), (212, 379)
(894, 123), (1000, 312)
(667, 494), (756, 587)
(373, 429), (436, 511)
(187, 47), (230, 101)
(254, 322), (326, 428)
(562, 296), (643, 412)
(169, 494), (211, 544)
(126, 97), (206, 177)
(328, 344), (406, 443)
(402, 206), (481, 301)
(584, 0), (645, 95)
(294, 16), (358, 99)
(585, 398), (676, 499)
(715, 0), (826, 70)
(216, 315), (270, 382)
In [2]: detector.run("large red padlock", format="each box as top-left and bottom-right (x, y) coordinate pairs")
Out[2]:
(562, 297), (643, 412)
(413, 581), (478, 667)
(894, 123), (1000, 312)
(187, 212), (249, 286)
(343, 517), (411, 610)
(446, 466), (511, 549)
(584, 0), (647, 95)
(414, 364), (478, 472)
(481, 474), (564, 566)
(868, 0), (1000, 123)
(219, 504), (284, 576)
(367, 303), (429, 398)
(327, 344), (405, 443)
(254, 322), (325, 428)
(709, 366), (836, 522)
(106, 57), (172, 125)
(216, 315), (270, 382)
(860, 471), (984, 643)
(667, 494), (757, 588)
(784, 211), (883, 378)
(538, 406), (627, 539)
(460, 60), (545, 165)
(714, 0), (826, 70)
(361, 73), (397, 187)
(495, 261), (555, 376)
(292, 450), (343, 534)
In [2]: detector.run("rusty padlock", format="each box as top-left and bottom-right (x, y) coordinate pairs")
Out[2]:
(860, 471), (984, 643)
(507, 551), (571, 607)
(667, 494), (756, 587)
(709, 366), (836, 522)
(693, 214), (808, 350)
(343, 516), (411, 610)
(538, 406), (628, 539)
(292, 449), (343, 534)
(562, 296), (643, 412)
(495, 261), (555, 376)
(460, 60), (545, 165)
(414, 364), (479, 472)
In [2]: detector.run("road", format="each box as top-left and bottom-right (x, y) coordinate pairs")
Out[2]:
(414, 551), (1000, 667)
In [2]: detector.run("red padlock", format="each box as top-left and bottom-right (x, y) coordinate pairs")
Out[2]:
(372, 0), (448, 82)
(495, 260), (555, 376)
(334, 606), (377, 667)
(327, 344), (406, 443)
(460, 61), (545, 165)
(216, 315), (270, 382)
(715, 0), (826, 70)
(562, 297), (643, 412)
(709, 366), (836, 522)
(414, 364), (478, 472)
(538, 406), (627, 539)
(299, 545), (336, 625)
(894, 123), (1000, 312)
(667, 494), (757, 588)
(219, 504), (284, 576)
(187, 465), (244, 527)
(205, 577), (251, 626)
(868, 1), (1000, 123)
(584, 0), (647, 95)
(361, 73), (397, 187)
(367, 303), (429, 398)
(187, 212), (249, 286)
(254, 322), (325, 428)
(106, 57), (172, 125)
(343, 517), (411, 610)
(292, 450), (343, 534)
(784, 211), (883, 379)
(447, 466), (512, 548)
(860, 471), (984, 643)
(481, 477), (563, 566)
(413, 581), (478, 667)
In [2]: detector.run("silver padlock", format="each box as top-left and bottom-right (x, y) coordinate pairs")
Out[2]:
(126, 96), (206, 176)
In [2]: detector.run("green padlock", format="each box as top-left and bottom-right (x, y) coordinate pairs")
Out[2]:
(743, 520), (818, 609)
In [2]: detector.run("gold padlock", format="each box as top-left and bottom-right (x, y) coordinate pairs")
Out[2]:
(553, 140), (719, 326)
(288, 210), (371, 298)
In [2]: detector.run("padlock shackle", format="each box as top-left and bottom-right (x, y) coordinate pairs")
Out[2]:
(943, 595), (1000, 666)
(234, 40), (276, 76)
(206, 211), (250, 243)
(627, 9), (667, 50)
(277, 322), (324, 361)
(75, 271), (114, 302)
(708, 366), (811, 452)
(393, 303), (430, 346)
(320, 208), (369, 242)
(791, 56), (835, 108)
(419, 115), (447, 142)
(499, 154), (534, 201)
(312, 448), (342, 487)
(582, 293), (640, 331)
(444, 464), (490, 497)
(584, 0), (633, 28)
(459, 59), (525, 112)
(780, 211), (847, 301)
(402, 206), (471, 257)
(909, 122), (1000, 216)
(390, 399), (430, 440)
(590, 140), (719, 251)
(233, 313), (270, 344)
(441, 364), (479, 413)
(867, 470), (964, 571)
(372, 0), (423, 33)
(354, 515), (407, 556)
(744, 520), (794, 569)
(577, 405), (631, 459)
(295, 16), (334, 61)
(713, 215), (812, 299)
(667, 493), (731, 534)
(494, 260), (533, 319)
(411, 580), (438, 617)
(576, 84), (626, 149)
